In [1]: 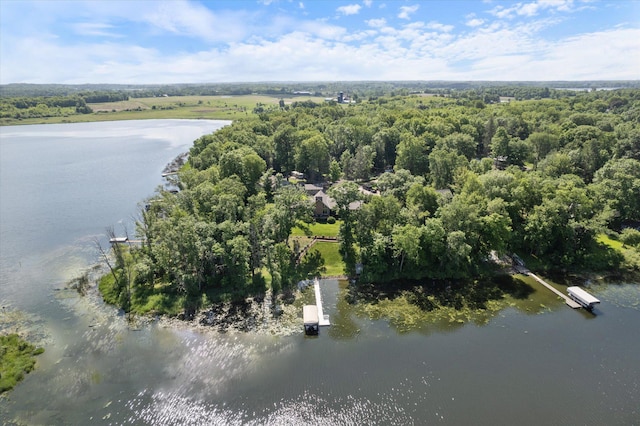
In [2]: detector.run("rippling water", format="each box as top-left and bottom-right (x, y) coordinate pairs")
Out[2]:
(1, 121), (639, 425)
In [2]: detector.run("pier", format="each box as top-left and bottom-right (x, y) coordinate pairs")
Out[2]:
(314, 278), (330, 326)
(109, 237), (143, 245)
(527, 271), (581, 309)
(512, 254), (582, 309)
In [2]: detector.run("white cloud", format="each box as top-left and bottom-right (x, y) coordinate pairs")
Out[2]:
(527, 27), (640, 79)
(2, 25), (638, 83)
(363, 0), (373, 7)
(142, 1), (249, 42)
(336, 4), (361, 16)
(398, 5), (419, 20)
(299, 2), (304, 9)
(489, 0), (578, 19)
(426, 22), (454, 32)
(299, 21), (347, 40)
(518, 3), (542, 16)
(1, 0), (638, 84)
(72, 22), (122, 38)
(489, 5), (514, 19)
(466, 18), (484, 27)
(366, 18), (387, 28)
(341, 29), (377, 42)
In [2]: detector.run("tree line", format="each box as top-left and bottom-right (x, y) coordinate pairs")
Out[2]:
(102, 88), (640, 316)
(0, 91), (129, 119)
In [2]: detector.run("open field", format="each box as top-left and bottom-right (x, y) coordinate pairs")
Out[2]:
(1, 94), (327, 126)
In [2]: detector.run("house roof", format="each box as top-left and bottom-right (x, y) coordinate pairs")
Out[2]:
(304, 183), (324, 195)
(313, 190), (336, 210)
(348, 200), (363, 210)
(313, 190), (361, 211)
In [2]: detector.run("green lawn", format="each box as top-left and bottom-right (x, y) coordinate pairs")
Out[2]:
(597, 233), (624, 251)
(292, 220), (341, 237)
(597, 233), (640, 271)
(311, 241), (345, 277)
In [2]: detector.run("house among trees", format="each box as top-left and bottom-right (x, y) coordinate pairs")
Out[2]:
(493, 155), (509, 170)
(310, 186), (362, 219)
(303, 183), (324, 196)
(313, 190), (335, 218)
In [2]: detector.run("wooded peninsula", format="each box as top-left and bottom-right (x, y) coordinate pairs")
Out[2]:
(3, 83), (639, 321)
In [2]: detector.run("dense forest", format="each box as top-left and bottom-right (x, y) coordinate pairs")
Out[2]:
(97, 88), (640, 316)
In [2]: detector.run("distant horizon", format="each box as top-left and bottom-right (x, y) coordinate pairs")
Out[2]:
(2, 1), (639, 85)
(2, 79), (639, 87)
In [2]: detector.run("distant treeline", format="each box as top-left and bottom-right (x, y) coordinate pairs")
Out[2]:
(0, 95), (90, 119)
(0, 91), (130, 120)
(2, 81), (638, 100)
(2, 82), (639, 122)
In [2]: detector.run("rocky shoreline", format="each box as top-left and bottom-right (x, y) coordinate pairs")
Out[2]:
(154, 292), (304, 337)
(162, 152), (189, 175)
(77, 267), (306, 336)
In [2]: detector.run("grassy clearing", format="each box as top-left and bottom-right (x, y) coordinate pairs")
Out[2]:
(597, 233), (624, 251)
(0, 334), (44, 394)
(312, 241), (345, 276)
(597, 233), (640, 271)
(292, 220), (341, 237)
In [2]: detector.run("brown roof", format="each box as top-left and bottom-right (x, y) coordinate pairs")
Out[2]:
(313, 190), (336, 210)
(313, 190), (361, 211)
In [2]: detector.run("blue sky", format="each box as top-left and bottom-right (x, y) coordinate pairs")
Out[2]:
(1, 0), (638, 84)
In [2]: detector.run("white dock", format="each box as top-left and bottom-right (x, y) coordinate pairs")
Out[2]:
(314, 278), (330, 326)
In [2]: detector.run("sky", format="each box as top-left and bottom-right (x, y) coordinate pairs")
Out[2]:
(1, 0), (638, 84)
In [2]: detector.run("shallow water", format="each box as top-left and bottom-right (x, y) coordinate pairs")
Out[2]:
(1, 120), (639, 425)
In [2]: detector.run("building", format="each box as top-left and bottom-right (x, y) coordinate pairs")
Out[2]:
(310, 189), (362, 218)
(312, 190), (336, 217)
(303, 305), (319, 335)
(304, 183), (324, 196)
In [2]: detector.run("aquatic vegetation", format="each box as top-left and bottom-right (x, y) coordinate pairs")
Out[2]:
(346, 274), (561, 333)
(0, 334), (44, 394)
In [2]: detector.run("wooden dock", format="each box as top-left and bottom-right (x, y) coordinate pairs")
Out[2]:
(313, 278), (330, 326)
(109, 237), (143, 245)
(527, 272), (581, 309)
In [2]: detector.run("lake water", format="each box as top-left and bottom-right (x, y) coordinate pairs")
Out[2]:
(1, 120), (639, 425)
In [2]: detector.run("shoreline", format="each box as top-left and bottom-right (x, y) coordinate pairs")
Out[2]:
(71, 232), (640, 340)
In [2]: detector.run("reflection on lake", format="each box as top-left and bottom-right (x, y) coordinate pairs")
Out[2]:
(1, 120), (639, 425)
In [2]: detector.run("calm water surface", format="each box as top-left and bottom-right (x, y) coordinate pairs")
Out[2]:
(1, 120), (639, 425)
